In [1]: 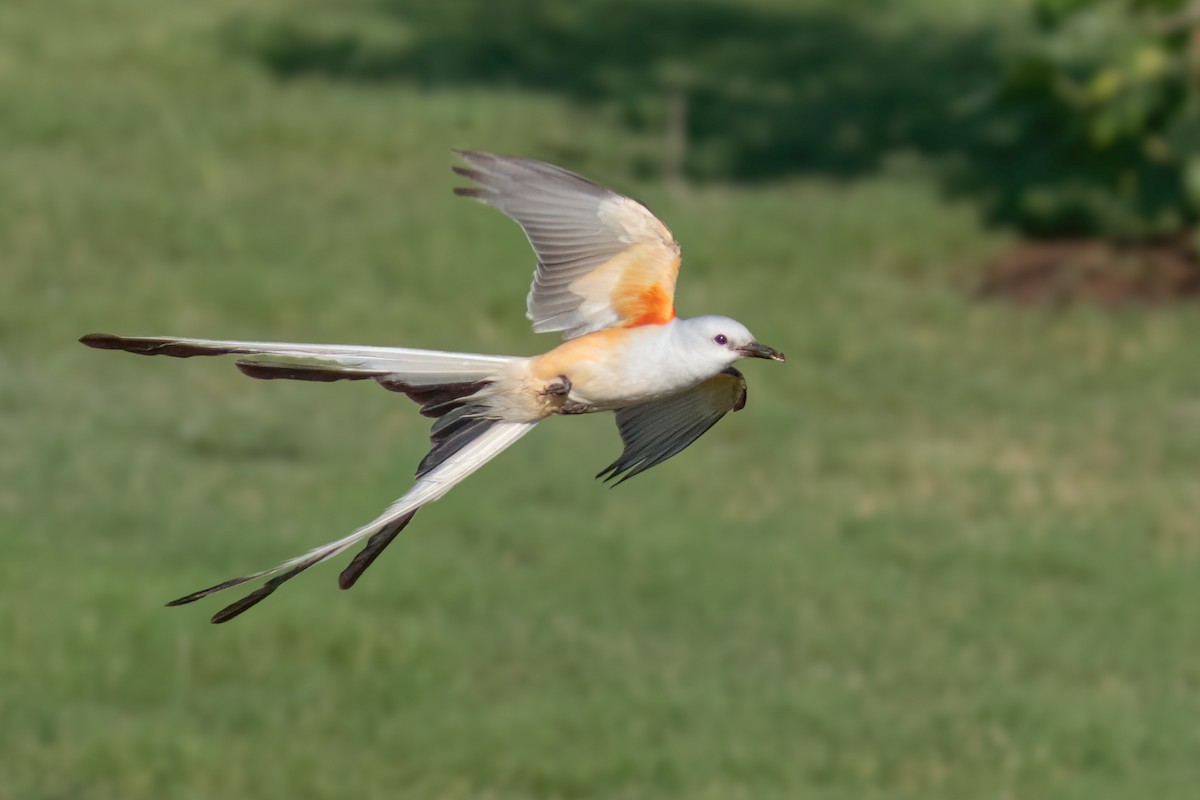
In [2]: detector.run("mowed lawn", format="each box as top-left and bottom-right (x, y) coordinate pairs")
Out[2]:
(3, 2), (1200, 798)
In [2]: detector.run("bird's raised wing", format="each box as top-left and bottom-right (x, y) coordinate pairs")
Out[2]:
(597, 368), (748, 485)
(453, 151), (681, 340)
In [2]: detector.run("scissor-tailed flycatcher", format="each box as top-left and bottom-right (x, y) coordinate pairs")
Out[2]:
(81, 151), (784, 623)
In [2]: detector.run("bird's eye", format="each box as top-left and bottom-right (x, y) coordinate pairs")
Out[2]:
(713, 334), (728, 346)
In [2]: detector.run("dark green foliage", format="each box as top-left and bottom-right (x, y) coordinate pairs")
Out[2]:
(230, 0), (1200, 246)
(974, 0), (1200, 241)
(228, 0), (1002, 182)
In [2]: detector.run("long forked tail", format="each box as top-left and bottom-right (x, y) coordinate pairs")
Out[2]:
(170, 417), (538, 623)
(81, 332), (533, 622)
(80, 333), (515, 394)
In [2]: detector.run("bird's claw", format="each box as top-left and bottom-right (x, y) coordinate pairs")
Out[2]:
(543, 375), (588, 413)
(542, 375), (571, 397)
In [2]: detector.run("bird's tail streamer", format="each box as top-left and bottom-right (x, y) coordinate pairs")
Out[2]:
(168, 418), (538, 623)
(79, 333), (515, 390)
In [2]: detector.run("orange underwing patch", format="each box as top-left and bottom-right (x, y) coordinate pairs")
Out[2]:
(627, 283), (677, 327)
(582, 239), (680, 329)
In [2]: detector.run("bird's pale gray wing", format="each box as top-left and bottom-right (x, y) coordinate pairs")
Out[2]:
(453, 151), (681, 339)
(597, 368), (748, 485)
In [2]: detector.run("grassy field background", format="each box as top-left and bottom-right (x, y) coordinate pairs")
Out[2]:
(4, 1), (1200, 797)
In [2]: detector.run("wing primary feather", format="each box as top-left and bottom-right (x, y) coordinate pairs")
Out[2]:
(598, 369), (747, 484)
(451, 151), (681, 339)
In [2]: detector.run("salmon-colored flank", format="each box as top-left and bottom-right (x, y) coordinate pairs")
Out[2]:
(531, 327), (635, 380)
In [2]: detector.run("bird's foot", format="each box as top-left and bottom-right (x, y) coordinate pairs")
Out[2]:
(559, 400), (592, 415)
(541, 375), (571, 397)
(541, 375), (590, 414)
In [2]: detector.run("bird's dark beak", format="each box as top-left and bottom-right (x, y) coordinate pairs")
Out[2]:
(739, 342), (785, 362)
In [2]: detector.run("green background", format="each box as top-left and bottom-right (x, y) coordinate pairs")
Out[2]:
(3, 1), (1198, 797)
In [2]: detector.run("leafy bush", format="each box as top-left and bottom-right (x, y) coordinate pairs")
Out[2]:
(230, 0), (1199, 252)
(983, 0), (1200, 245)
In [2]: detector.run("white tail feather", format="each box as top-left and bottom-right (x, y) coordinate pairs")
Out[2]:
(272, 420), (535, 573)
(83, 331), (539, 621)
(80, 333), (516, 386)
(174, 419), (539, 622)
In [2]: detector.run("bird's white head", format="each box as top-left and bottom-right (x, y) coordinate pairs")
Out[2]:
(673, 315), (785, 376)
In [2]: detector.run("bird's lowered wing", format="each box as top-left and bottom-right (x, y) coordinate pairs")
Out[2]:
(453, 151), (681, 340)
(597, 368), (748, 485)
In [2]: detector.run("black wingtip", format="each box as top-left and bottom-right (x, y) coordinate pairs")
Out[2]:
(595, 462), (638, 487)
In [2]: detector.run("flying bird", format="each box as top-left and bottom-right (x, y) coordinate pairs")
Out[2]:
(81, 151), (784, 623)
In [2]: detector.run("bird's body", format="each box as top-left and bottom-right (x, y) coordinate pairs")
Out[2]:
(512, 319), (727, 415)
(82, 151), (783, 622)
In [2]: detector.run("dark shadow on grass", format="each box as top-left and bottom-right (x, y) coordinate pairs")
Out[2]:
(226, 0), (1190, 239)
(230, 1), (997, 178)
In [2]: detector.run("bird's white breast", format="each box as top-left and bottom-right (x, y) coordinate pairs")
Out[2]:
(557, 322), (709, 410)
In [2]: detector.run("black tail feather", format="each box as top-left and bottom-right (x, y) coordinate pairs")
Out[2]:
(88, 331), (509, 621)
(376, 377), (489, 417)
(209, 554), (326, 624)
(236, 361), (384, 382)
(79, 333), (234, 358)
(417, 407), (496, 478)
(166, 573), (264, 607)
(338, 511), (418, 590)
(165, 406), (493, 619)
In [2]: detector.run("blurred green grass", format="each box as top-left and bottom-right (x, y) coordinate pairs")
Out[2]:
(4, 1), (1200, 798)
